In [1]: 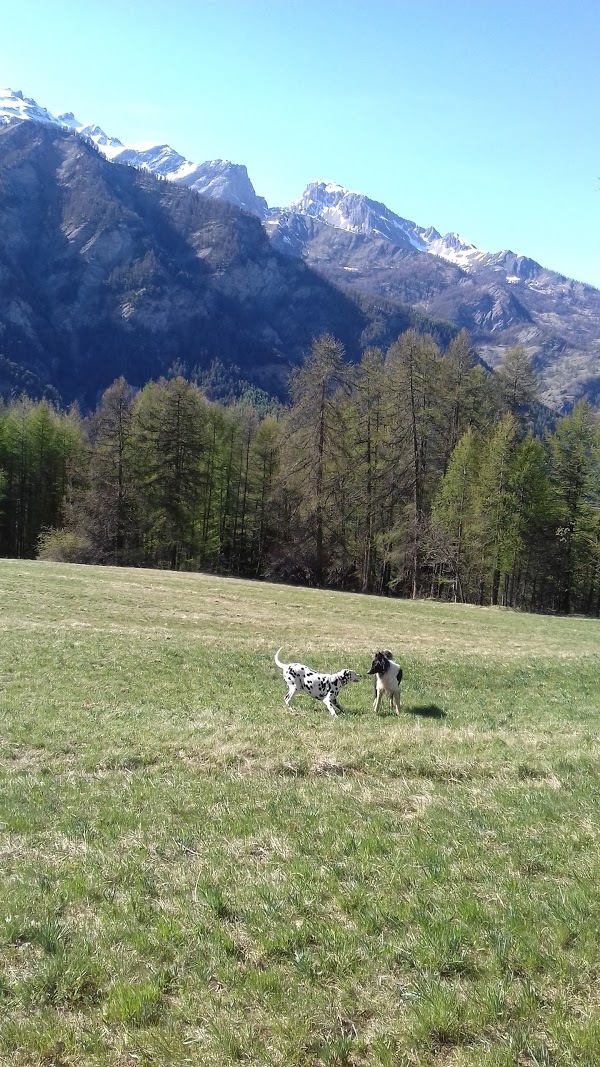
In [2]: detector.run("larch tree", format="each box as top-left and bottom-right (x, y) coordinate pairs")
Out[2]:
(470, 414), (517, 605)
(348, 347), (387, 591)
(132, 377), (208, 569)
(548, 401), (600, 613)
(385, 330), (444, 597)
(439, 329), (477, 470)
(84, 377), (138, 563)
(495, 344), (538, 424)
(431, 426), (479, 601)
(278, 335), (347, 584)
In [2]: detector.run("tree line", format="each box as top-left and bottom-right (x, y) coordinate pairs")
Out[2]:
(0, 330), (598, 615)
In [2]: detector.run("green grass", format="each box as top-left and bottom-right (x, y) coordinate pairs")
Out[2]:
(0, 560), (599, 1066)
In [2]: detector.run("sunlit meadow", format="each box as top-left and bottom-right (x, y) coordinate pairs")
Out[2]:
(1, 560), (599, 1066)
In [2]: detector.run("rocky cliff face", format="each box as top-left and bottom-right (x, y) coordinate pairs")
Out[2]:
(267, 193), (600, 409)
(1, 85), (599, 408)
(0, 87), (269, 218)
(0, 122), (442, 407)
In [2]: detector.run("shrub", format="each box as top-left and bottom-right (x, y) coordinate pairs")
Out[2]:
(37, 529), (94, 564)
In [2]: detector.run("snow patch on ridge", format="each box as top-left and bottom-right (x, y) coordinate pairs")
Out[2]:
(0, 85), (545, 278)
(0, 86), (269, 217)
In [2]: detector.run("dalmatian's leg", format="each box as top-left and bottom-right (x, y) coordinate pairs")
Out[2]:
(284, 670), (300, 709)
(323, 693), (339, 717)
(332, 687), (345, 714)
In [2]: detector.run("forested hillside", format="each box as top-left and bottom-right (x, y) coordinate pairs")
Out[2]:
(1, 331), (598, 615)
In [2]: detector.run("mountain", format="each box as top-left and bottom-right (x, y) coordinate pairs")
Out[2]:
(287, 180), (435, 251)
(0, 120), (446, 407)
(268, 182), (600, 409)
(0, 86), (61, 127)
(1, 86), (599, 408)
(0, 87), (268, 218)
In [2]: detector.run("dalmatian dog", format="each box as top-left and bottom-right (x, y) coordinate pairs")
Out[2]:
(367, 649), (403, 715)
(274, 648), (360, 717)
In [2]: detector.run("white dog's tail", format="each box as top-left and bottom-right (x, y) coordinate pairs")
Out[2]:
(274, 647), (287, 669)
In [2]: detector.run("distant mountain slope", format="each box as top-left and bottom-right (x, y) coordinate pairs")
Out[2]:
(0, 121), (447, 407)
(1, 86), (599, 408)
(268, 184), (600, 409)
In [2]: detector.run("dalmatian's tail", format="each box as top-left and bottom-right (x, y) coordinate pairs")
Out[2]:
(274, 647), (287, 669)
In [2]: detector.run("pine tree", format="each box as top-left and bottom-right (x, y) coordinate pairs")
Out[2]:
(0, 402), (6, 522)
(503, 434), (558, 609)
(247, 415), (280, 574)
(0, 399), (81, 558)
(198, 403), (228, 567)
(226, 404), (259, 572)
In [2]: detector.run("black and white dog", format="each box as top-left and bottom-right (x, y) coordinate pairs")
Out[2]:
(274, 648), (360, 717)
(367, 650), (403, 715)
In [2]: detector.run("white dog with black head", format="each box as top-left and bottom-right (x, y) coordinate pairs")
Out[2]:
(367, 649), (403, 715)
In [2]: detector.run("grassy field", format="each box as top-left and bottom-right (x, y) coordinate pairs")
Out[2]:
(1, 560), (600, 1066)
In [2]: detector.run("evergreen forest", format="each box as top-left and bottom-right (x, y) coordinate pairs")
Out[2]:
(0, 331), (598, 616)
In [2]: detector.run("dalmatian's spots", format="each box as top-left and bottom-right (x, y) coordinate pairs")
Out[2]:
(274, 648), (361, 717)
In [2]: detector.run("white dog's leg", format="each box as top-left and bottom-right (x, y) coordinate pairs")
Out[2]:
(324, 694), (338, 717)
(373, 689), (384, 715)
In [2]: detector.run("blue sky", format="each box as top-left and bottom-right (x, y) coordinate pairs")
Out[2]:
(2, 0), (599, 285)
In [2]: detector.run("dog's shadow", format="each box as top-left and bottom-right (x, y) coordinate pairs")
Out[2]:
(344, 703), (447, 720)
(407, 704), (447, 719)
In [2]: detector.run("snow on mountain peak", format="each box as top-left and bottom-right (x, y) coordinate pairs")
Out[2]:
(0, 87), (117, 152)
(426, 231), (487, 267)
(77, 123), (125, 156)
(312, 179), (351, 197)
(443, 233), (477, 251)
(57, 111), (82, 128)
(280, 179), (492, 264)
(1, 85), (523, 272)
(0, 85), (269, 217)
(286, 180), (437, 252)
(0, 86), (61, 127)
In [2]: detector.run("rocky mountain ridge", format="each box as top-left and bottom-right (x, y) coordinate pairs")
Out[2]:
(266, 189), (600, 408)
(1, 86), (599, 408)
(0, 120), (448, 408)
(0, 87), (269, 218)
